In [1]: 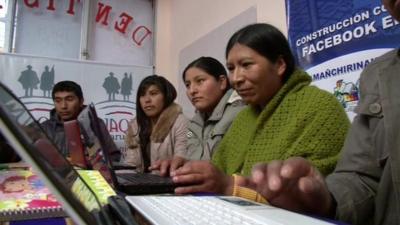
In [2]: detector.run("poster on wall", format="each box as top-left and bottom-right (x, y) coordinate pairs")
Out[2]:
(0, 53), (152, 150)
(285, 0), (400, 120)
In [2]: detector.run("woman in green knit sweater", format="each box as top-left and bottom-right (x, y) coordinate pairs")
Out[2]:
(171, 23), (350, 196)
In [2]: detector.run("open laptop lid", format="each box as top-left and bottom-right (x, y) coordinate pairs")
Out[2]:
(84, 104), (121, 189)
(85, 104), (177, 195)
(0, 83), (109, 225)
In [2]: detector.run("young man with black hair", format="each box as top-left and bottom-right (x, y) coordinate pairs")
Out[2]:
(41, 81), (120, 162)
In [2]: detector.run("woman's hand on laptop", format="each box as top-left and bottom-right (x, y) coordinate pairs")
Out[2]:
(149, 156), (187, 177)
(250, 157), (334, 216)
(171, 160), (233, 195)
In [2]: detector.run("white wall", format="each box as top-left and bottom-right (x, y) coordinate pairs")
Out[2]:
(154, 0), (287, 114)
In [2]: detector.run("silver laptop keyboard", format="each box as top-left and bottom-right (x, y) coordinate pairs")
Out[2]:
(141, 196), (267, 225)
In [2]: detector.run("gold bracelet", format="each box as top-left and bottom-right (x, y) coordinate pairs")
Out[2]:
(232, 174), (268, 204)
(232, 174), (240, 196)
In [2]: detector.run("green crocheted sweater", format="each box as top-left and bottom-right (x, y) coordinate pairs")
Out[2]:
(212, 69), (350, 176)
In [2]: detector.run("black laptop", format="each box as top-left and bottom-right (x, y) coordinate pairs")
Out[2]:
(0, 82), (137, 225)
(84, 103), (176, 195)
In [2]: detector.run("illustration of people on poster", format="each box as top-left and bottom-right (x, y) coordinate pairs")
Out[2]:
(285, 0), (400, 120)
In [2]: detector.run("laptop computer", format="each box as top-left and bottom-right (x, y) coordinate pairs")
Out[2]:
(0, 82), (137, 225)
(84, 103), (176, 195)
(125, 195), (334, 225)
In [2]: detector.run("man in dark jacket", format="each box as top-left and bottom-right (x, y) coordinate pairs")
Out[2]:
(41, 81), (120, 162)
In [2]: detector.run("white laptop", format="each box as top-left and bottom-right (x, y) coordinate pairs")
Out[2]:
(126, 195), (334, 225)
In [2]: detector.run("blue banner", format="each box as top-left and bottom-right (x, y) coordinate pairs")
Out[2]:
(286, 0), (400, 119)
(287, 0), (400, 69)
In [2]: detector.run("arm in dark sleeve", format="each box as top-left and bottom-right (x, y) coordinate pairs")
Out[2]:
(326, 63), (383, 225)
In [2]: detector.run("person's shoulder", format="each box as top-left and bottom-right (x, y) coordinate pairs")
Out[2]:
(125, 118), (139, 136)
(129, 117), (139, 127)
(299, 86), (344, 110)
(372, 49), (398, 64)
(40, 118), (52, 127)
(176, 112), (189, 120)
(356, 49), (399, 91)
(39, 118), (58, 135)
(229, 106), (253, 122)
(174, 113), (189, 125)
(363, 49), (399, 73)
(304, 85), (335, 97)
(40, 111), (58, 126)
(187, 112), (203, 134)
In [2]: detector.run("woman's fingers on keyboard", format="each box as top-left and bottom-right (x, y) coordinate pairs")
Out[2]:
(172, 161), (230, 195)
(149, 160), (161, 170)
(172, 172), (204, 184)
(159, 160), (172, 176)
(149, 160), (172, 177)
(170, 157), (186, 174)
(173, 160), (213, 175)
(174, 185), (204, 194)
(172, 161), (197, 175)
(173, 171), (208, 194)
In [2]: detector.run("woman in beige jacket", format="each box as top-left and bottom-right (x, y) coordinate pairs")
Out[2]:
(121, 75), (188, 172)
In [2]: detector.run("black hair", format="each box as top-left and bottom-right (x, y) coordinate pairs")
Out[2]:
(51, 80), (83, 100)
(182, 56), (230, 91)
(225, 23), (295, 81)
(136, 75), (177, 171)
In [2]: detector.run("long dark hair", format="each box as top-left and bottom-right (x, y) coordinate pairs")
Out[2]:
(182, 56), (231, 91)
(136, 75), (177, 170)
(226, 23), (295, 81)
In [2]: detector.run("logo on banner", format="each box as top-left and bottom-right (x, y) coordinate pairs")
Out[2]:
(98, 71), (135, 145)
(18, 64), (54, 98)
(15, 65), (137, 150)
(102, 72), (133, 102)
(333, 79), (359, 112)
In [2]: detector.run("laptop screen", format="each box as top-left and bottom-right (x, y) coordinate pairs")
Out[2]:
(0, 83), (103, 225)
(83, 104), (120, 189)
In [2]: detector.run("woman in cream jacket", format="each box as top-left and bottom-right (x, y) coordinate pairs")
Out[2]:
(122, 75), (188, 172)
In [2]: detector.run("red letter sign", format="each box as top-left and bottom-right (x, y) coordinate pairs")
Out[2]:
(24, 0), (39, 8)
(115, 12), (133, 34)
(132, 26), (152, 46)
(47, 0), (55, 11)
(95, 2), (112, 26)
(66, 0), (80, 15)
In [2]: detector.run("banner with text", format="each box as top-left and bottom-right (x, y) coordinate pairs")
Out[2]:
(0, 53), (152, 151)
(286, 0), (400, 119)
